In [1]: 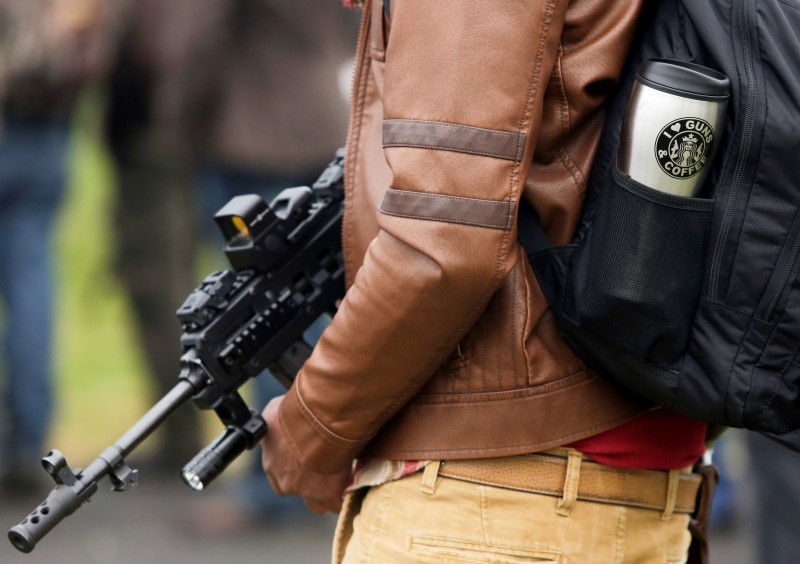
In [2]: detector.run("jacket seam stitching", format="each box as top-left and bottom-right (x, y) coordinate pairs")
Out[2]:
(294, 381), (369, 446)
(504, 0), (560, 391)
(383, 141), (521, 160)
(379, 208), (511, 230)
(343, 4), (373, 287)
(369, 416), (642, 455)
(384, 189), (514, 205)
(384, 118), (522, 136)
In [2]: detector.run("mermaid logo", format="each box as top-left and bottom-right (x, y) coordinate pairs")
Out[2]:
(655, 117), (715, 179)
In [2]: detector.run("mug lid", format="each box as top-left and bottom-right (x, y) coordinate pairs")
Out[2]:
(637, 59), (730, 101)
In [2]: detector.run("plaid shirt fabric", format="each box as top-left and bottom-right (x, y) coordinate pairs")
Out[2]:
(347, 459), (430, 492)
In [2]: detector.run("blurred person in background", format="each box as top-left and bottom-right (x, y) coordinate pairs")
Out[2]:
(104, 0), (214, 472)
(704, 428), (800, 564)
(746, 433), (800, 564)
(709, 432), (741, 533)
(105, 0), (356, 526)
(0, 0), (118, 496)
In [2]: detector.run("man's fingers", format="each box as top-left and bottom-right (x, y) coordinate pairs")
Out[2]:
(265, 472), (284, 496)
(269, 472), (344, 514)
(326, 495), (344, 514)
(259, 393), (348, 515)
(304, 498), (327, 514)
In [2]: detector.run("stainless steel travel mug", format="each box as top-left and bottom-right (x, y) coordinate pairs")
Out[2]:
(618, 59), (730, 197)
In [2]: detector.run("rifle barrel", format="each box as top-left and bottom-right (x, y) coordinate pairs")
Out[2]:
(7, 368), (208, 553)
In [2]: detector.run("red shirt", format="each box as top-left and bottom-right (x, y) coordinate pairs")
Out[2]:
(568, 408), (708, 470)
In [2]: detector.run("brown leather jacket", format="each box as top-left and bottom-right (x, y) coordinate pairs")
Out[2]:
(279, 0), (650, 474)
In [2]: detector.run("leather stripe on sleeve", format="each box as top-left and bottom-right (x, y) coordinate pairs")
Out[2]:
(383, 119), (525, 161)
(380, 188), (515, 230)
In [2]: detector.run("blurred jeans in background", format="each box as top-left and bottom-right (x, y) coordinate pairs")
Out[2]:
(0, 116), (69, 487)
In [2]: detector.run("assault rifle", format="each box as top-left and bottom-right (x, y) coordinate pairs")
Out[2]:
(7, 149), (346, 553)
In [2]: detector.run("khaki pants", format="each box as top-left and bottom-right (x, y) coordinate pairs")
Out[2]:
(333, 459), (692, 563)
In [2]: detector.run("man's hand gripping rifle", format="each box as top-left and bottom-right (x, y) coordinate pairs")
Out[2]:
(7, 150), (346, 554)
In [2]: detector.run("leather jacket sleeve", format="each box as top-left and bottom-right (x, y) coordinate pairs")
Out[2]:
(278, 0), (619, 473)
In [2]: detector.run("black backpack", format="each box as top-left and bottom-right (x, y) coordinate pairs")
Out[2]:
(524, 0), (800, 451)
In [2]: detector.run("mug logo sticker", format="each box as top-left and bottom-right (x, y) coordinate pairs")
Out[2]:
(655, 118), (715, 179)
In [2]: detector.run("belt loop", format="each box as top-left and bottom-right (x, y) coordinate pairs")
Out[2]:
(420, 461), (442, 495)
(661, 469), (680, 521)
(556, 450), (582, 517)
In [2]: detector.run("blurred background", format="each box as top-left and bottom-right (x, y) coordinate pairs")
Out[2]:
(0, 0), (355, 561)
(0, 1), (797, 564)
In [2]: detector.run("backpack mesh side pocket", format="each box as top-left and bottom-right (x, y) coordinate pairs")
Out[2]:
(565, 164), (714, 364)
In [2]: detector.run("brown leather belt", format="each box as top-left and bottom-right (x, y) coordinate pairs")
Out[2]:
(438, 450), (702, 514)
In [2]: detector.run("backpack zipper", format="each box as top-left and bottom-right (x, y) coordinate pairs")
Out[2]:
(708, 0), (757, 302)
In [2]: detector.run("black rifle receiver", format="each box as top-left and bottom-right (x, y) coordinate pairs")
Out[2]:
(8, 149), (346, 553)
